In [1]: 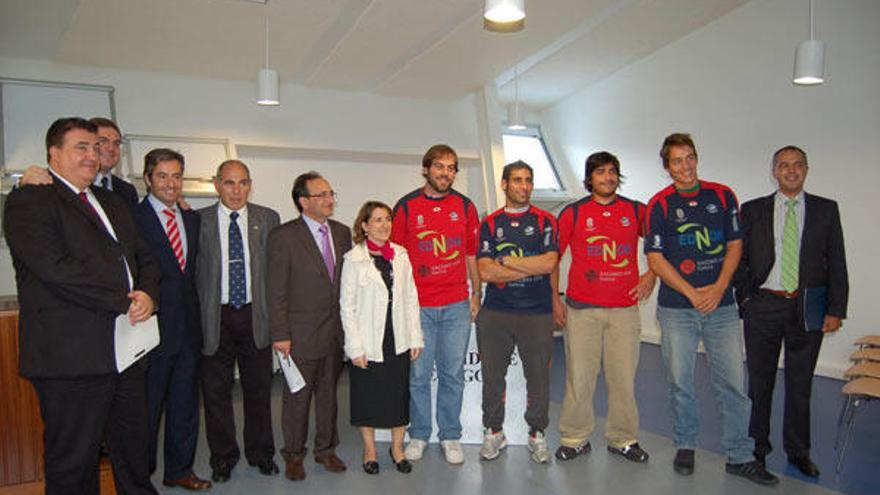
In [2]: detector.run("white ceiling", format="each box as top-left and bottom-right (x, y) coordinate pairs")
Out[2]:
(0, 0), (747, 109)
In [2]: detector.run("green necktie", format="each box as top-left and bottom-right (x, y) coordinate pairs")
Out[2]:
(781, 198), (799, 292)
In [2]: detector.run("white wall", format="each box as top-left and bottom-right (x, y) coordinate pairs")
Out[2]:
(0, 56), (481, 294)
(541, 0), (880, 377)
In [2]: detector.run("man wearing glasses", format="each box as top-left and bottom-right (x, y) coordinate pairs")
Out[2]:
(391, 144), (481, 464)
(268, 171), (352, 481)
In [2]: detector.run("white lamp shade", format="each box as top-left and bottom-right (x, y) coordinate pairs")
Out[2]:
(257, 68), (280, 105)
(484, 0), (525, 23)
(793, 39), (825, 85)
(507, 103), (526, 130)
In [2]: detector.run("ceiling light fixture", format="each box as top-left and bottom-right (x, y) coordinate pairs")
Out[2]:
(257, 15), (280, 105)
(507, 66), (526, 130)
(484, 0), (525, 33)
(793, 0), (824, 85)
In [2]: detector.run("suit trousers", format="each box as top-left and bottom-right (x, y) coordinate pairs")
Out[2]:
(31, 364), (157, 495)
(744, 291), (823, 458)
(281, 348), (343, 460)
(146, 343), (201, 480)
(201, 304), (275, 469)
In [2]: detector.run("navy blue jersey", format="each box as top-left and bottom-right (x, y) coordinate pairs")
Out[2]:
(478, 206), (558, 314)
(645, 180), (742, 309)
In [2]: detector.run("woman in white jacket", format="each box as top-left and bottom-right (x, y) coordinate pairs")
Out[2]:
(340, 201), (423, 475)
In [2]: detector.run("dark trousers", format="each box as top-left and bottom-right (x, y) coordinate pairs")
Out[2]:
(744, 291), (823, 458)
(475, 308), (554, 432)
(281, 349), (343, 460)
(201, 304), (275, 469)
(31, 364), (157, 495)
(146, 343), (201, 480)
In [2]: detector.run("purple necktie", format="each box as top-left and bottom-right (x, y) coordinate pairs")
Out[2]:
(319, 224), (335, 282)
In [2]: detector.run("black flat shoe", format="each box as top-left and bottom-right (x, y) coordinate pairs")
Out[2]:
(788, 456), (820, 477)
(390, 448), (412, 474)
(362, 460), (379, 475)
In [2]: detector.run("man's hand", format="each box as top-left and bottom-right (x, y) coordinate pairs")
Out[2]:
(352, 355), (368, 369)
(273, 340), (291, 358)
(629, 272), (657, 302)
(694, 283), (726, 314)
(410, 347), (423, 361)
(470, 293), (481, 321)
(822, 315), (842, 333)
(552, 294), (566, 329)
(127, 290), (155, 324)
(20, 166), (53, 186)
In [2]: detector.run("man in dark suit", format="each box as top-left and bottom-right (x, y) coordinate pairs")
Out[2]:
(268, 171), (352, 481)
(196, 160), (280, 482)
(3, 117), (160, 494)
(132, 148), (211, 490)
(735, 145), (848, 477)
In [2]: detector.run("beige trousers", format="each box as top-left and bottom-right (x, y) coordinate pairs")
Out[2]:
(558, 305), (642, 449)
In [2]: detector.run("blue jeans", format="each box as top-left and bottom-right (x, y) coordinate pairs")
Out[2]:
(408, 300), (472, 441)
(657, 304), (754, 464)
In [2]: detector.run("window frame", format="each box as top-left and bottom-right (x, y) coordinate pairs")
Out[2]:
(501, 124), (570, 200)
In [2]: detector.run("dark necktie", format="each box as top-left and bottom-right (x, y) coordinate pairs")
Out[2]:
(228, 211), (246, 308)
(78, 192), (99, 219)
(101, 176), (110, 190)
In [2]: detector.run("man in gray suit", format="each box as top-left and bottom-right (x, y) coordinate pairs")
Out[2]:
(196, 160), (280, 482)
(268, 171), (352, 481)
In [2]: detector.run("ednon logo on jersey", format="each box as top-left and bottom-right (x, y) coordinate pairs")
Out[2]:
(495, 242), (524, 257)
(585, 235), (630, 268)
(676, 223), (723, 254)
(416, 230), (461, 260)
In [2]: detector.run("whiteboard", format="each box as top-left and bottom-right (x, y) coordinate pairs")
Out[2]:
(1, 78), (115, 172)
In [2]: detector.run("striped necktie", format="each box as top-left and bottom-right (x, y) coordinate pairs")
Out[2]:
(781, 198), (799, 292)
(163, 208), (185, 271)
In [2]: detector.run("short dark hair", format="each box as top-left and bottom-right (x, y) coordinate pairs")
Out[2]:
(45, 117), (96, 162)
(421, 144), (458, 172)
(143, 148), (185, 181)
(660, 133), (697, 169)
(584, 151), (623, 192)
(88, 117), (121, 136)
(772, 145), (808, 167)
(291, 171), (323, 213)
(502, 160), (533, 181)
(352, 201), (392, 244)
(215, 159), (250, 180)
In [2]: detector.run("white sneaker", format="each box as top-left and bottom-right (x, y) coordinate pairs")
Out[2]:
(480, 428), (508, 460)
(528, 431), (552, 464)
(405, 438), (427, 461)
(441, 440), (465, 464)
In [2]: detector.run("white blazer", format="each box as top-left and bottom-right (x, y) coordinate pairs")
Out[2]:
(340, 242), (423, 362)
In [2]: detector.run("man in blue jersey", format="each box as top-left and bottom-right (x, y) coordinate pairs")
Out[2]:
(475, 161), (559, 464)
(645, 133), (777, 485)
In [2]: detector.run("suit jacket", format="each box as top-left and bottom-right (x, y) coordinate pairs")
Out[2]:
(111, 174), (139, 208)
(3, 180), (160, 379)
(734, 192), (849, 324)
(195, 202), (280, 355)
(267, 217), (352, 359)
(132, 199), (201, 356)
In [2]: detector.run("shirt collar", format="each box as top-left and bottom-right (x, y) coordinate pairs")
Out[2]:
(50, 169), (88, 194)
(147, 193), (177, 216)
(302, 213), (328, 234)
(218, 201), (247, 219)
(775, 190), (805, 205)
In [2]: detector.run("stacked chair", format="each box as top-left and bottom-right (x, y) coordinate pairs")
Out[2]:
(834, 335), (880, 472)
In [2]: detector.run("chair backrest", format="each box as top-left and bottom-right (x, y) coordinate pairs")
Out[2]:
(843, 362), (880, 380)
(849, 348), (880, 363)
(854, 335), (880, 348)
(842, 377), (880, 399)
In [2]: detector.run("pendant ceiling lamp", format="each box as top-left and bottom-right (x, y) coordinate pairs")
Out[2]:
(484, 0), (525, 33)
(793, 0), (825, 85)
(257, 16), (280, 105)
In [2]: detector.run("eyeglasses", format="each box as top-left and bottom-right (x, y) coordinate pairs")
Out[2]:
(307, 190), (337, 199)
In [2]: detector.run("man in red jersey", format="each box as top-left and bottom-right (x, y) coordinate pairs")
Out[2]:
(552, 151), (655, 463)
(391, 144), (481, 464)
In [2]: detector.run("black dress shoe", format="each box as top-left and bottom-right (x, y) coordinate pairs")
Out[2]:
(362, 460), (380, 475)
(788, 456), (820, 477)
(249, 458), (280, 476)
(211, 463), (232, 483)
(389, 448), (412, 474)
(673, 449), (695, 475)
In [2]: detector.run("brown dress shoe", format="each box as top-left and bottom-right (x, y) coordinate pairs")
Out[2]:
(285, 459), (306, 481)
(162, 473), (213, 490)
(315, 453), (347, 473)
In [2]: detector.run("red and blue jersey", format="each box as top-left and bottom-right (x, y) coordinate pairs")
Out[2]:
(391, 188), (480, 307)
(478, 206), (558, 314)
(557, 195), (645, 308)
(645, 180), (742, 309)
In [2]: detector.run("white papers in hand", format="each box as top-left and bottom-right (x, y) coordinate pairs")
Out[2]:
(114, 314), (160, 372)
(276, 351), (306, 393)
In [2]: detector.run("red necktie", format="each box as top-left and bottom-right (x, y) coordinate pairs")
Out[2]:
(163, 208), (186, 271)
